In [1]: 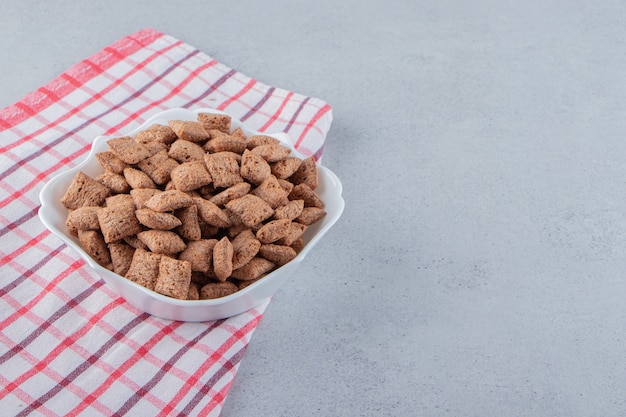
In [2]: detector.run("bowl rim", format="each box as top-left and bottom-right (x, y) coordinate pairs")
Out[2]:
(38, 107), (344, 311)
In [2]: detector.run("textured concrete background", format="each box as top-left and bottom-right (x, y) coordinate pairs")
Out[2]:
(3, 1), (626, 415)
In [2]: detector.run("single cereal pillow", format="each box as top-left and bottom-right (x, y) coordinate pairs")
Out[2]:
(107, 136), (151, 164)
(225, 194), (274, 227)
(135, 208), (182, 230)
(271, 157), (302, 180)
(175, 204), (202, 241)
(125, 248), (162, 290)
(108, 241), (135, 276)
(193, 197), (232, 228)
(240, 149), (271, 185)
(251, 175), (289, 209)
(209, 182), (251, 207)
(204, 152), (243, 188)
(232, 229), (261, 269)
(97, 204), (143, 243)
(96, 172), (130, 194)
(61, 171), (110, 210)
(137, 150), (179, 185)
(65, 206), (101, 236)
(213, 236), (234, 282)
(170, 161), (212, 192)
(204, 135), (247, 154)
(178, 239), (218, 273)
(168, 120), (210, 143)
(123, 167), (157, 189)
(200, 281), (238, 299)
(77, 230), (111, 267)
(96, 151), (129, 174)
(154, 256), (191, 300)
(168, 139), (206, 163)
(145, 189), (194, 212)
(198, 112), (231, 133)
(136, 230), (186, 255)
(135, 124), (178, 145)
(289, 156), (318, 189)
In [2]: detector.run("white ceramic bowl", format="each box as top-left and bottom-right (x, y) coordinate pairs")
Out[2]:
(39, 108), (344, 321)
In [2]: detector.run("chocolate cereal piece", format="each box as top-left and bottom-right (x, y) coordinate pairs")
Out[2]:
(288, 183), (325, 208)
(231, 127), (247, 141)
(168, 120), (210, 143)
(96, 172), (130, 194)
(61, 171), (110, 210)
(197, 112), (231, 133)
(178, 239), (218, 273)
(204, 152), (243, 188)
(130, 188), (161, 209)
(135, 124), (178, 145)
(231, 257), (274, 281)
(154, 256), (191, 300)
(204, 135), (247, 154)
(259, 243), (297, 266)
(137, 150), (179, 185)
(95, 151), (129, 174)
(65, 206), (101, 236)
(273, 199), (304, 220)
(295, 207), (327, 225)
(277, 178), (294, 195)
(251, 175), (289, 209)
(105, 193), (135, 208)
(97, 204), (143, 243)
(271, 157), (302, 180)
(225, 194), (274, 228)
(193, 197), (232, 228)
(125, 248), (161, 290)
(276, 222), (307, 246)
(175, 204), (202, 241)
(256, 219), (292, 243)
(143, 141), (168, 157)
(187, 282), (200, 300)
(240, 149), (271, 185)
(232, 229), (261, 269)
(291, 237), (305, 253)
(77, 230), (111, 267)
(168, 139), (206, 163)
(123, 167), (157, 189)
(246, 135), (280, 149)
(170, 161), (212, 192)
(145, 189), (194, 212)
(206, 129), (229, 140)
(108, 241), (135, 276)
(107, 136), (151, 164)
(200, 281), (238, 299)
(289, 156), (318, 189)
(250, 143), (291, 162)
(209, 182), (251, 207)
(213, 236), (234, 281)
(135, 208), (182, 230)
(137, 230), (186, 255)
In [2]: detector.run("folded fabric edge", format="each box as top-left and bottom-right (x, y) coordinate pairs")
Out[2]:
(0, 28), (164, 129)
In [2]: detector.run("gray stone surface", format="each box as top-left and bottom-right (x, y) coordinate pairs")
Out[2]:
(3, 1), (626, 415)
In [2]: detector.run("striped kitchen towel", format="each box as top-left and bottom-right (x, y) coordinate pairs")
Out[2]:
(0, 28), (332, 416)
